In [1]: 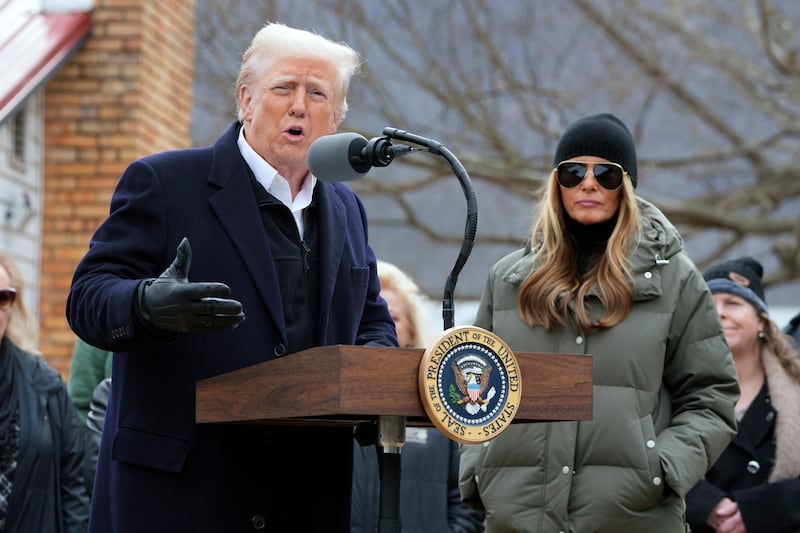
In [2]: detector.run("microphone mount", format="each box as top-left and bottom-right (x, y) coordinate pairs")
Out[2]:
(354, 135), (420, 170)
(379, 127), (478, 331)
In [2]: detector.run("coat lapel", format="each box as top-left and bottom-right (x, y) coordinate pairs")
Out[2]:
(206, 123), (285, 334)
(735, 385), (772, 456)
(315, 183), (346, 339)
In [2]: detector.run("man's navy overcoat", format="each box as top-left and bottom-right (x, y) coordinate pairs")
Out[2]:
(67, 122), (396, 532)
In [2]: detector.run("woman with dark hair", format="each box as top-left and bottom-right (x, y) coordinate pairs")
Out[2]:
(459, 113), (739, 532)
(0, 252), (89, 532)
(686, 256), (800, 533)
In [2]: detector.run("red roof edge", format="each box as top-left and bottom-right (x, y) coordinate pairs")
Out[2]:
(0, 10), (92, 126)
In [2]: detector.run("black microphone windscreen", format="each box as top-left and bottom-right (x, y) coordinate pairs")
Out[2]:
(307, 132), (371, 182)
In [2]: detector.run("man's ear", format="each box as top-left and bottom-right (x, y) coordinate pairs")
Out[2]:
(328, 111), (341, 134)
(239, 86), (253, 121)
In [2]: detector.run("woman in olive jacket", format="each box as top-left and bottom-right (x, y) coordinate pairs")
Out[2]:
(459, 114), (739, 533)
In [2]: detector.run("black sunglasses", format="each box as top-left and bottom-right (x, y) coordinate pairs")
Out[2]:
(0, 288), (16, 309)
(556, 161), (626, 190)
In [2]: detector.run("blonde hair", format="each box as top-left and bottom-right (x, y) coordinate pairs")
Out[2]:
(234, 22), (361, 123)
(760, 312), (800, 383)
(377, 260), (432, 348)
(518, 170), (641, 331)
(0, 252), (38, 353)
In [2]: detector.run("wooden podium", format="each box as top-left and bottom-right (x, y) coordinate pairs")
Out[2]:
(196, 344), (591, 533)
(196, 344), (592, 426)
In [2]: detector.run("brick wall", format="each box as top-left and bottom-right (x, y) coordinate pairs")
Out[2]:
(41, 0), (196, 376)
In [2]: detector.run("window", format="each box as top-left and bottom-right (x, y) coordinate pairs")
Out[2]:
(11, 110), (25, 162)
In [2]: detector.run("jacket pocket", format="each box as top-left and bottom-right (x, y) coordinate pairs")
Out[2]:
(350, 265), (370, 285)
(112, 425), (191, 473)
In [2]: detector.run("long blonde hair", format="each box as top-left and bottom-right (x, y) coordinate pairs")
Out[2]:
(0, 252), (38, 353)
(518, 170), (641, 332)
(761, 312), (800, 383)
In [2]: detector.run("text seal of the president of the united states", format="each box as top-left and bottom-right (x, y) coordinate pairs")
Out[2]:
(418, 325), (521, 444)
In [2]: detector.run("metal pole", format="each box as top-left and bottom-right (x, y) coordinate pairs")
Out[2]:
(376, 415), (405, 533)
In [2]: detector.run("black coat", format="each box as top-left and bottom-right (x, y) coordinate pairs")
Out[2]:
(351, 428), (484, 533)
(686, 383), (800, 533)
(66, 122), (396, 532)
(3, 338), (89, 533)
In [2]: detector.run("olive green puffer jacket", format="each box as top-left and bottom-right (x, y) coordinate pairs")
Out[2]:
(459, 198), (739, 533)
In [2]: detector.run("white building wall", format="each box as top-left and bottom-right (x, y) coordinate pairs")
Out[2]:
(0, 91), (43, 320)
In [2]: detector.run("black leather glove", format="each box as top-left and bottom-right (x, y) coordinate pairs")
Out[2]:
(137, 237), (245, 333)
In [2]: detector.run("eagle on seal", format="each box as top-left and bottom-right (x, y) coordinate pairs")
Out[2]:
(452, 359), (492, 415)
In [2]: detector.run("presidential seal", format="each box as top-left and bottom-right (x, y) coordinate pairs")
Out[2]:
(418, 326), (521, 444)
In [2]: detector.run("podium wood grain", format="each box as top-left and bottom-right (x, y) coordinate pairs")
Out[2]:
(196, 345), (592, 426)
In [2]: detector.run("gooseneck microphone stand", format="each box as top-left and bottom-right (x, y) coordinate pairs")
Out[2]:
(360, 127), (477, 533)
(381, 128), (478, 331)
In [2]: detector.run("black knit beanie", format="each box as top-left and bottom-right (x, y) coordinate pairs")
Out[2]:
(703, 256), (767, 313)
(553, 113), (638, 188)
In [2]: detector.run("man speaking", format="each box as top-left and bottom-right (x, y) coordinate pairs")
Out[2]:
(67, 22), (396, 532)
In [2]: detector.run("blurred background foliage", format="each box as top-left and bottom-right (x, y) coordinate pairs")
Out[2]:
(192, 0), (800, 313)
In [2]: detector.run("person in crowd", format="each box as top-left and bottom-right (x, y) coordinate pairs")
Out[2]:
(0, 252), (89, 532)
(82, 376), (110, 499)
(67, 338), (111, 424)
(458, 113), (740, 532)
(686, 256), (800, 533)
(66, 22), (396, 533)
(66, 338), (111, 496)
(351, 260), (485, 533)
(65, 335), (111, 496)
(783, 310), (799, 348)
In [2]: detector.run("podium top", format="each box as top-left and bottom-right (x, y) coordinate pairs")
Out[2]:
(196, 344), (592, 427)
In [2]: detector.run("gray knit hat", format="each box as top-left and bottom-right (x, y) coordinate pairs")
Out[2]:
(703, 256), (767, 314)
(553, 113), (638, 187)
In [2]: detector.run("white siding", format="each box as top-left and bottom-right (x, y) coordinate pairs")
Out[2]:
(0, 91), (43, 318)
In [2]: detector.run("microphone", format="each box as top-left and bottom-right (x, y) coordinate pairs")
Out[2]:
(307, 132), (415, 182)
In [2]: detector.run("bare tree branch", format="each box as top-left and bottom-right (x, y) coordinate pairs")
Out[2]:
(194, 0), (800, 299)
